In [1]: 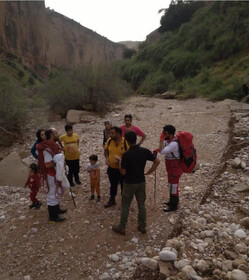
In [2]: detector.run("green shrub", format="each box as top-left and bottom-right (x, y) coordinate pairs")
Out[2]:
(28, 76), (35, 85)
(18, 70), (24, 78)
(0, 75), (28, 133)
(41, 65), (131, 116)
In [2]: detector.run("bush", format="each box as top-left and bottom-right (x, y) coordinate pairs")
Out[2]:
(41, 65), (131, 116)
(28, 76), (35, 85)
(0, 75), (28, 133)
(18, 70), (24, 78)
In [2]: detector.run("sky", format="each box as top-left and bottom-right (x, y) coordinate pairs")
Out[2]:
(45, 0), (171, 43)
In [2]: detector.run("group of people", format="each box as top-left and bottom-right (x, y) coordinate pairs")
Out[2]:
(25, 113), (184, 234)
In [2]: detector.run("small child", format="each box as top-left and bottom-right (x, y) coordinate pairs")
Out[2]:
(24, 163), (42, 209)
(87, 155), (101, 202)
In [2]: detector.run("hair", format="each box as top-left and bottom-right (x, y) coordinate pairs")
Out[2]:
(29, 163), (39, 174)
(124, 114), (132, 121)
(163, 125), (176, 135)
(36, 129), (45, 143)
(89, 154), (98, 162)
(65, 124), (73, 131)
(45, 129), (53, 140)
(104, 120), (111, 125)
(111, 126), (122, 135)
(124, 131), (137, 144)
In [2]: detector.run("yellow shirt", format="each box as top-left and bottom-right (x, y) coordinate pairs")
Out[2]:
(105, 137), (129, 169)
(59, 133), (80, 160)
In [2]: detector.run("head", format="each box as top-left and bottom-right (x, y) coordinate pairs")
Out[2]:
(51, 127), (59, 141)
(45, 129), (54, 141)
(65, 124), (73, 136)
(163, 125), (176, 140)
(104, 120), (111, 130)
(29, 163), (39, 174)
(110, 126), (122, 140)
(124, 114), (132, 127)
(36, 129), (46, 143)
(124, 131), (137, 145)
(89, 154), (98, 165)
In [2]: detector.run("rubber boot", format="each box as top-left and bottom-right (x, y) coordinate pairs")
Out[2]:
(58, 204), (67, 214)
(48, 205), (65, 222)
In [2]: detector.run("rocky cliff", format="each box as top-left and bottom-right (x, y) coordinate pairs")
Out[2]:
(0, 1), (125, 75)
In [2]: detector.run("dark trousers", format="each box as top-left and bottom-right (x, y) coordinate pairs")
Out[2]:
(119, 182), (146, 229)
(30, 189), (39, 204)
(107, 167), (124, 200)
(66, 159), (80, 184)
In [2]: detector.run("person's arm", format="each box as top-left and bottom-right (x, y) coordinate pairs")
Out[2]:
(160, 142), (178, 156)
(31, 141), (38, 159)
(138, 133), (146, 146)
(159, 131), (166, 152)
(115, 155), (126, 175)
(96, 168), (100, 182)
(145, 157), (160, 175)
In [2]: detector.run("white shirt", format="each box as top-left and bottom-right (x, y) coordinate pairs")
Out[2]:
(161, 140), (180, 160)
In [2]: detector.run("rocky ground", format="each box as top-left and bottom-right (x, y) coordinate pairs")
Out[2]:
(0, 96), (248, 280)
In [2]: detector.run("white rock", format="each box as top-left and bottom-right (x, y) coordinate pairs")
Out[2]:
(159, 250), (177, 262)
(235, 229), (246, 239)
(182, 265), (197, 277)
(24, 276), (31, 280)
(174, 259), (191, 270)
(232, 158), (241, 168)
(110, 254), (119, 262)
(131, 237), (138, 244)
(31, 227), (38, 233)
(230, 269), (247, 280)
(161, 247), (178, 256)
(240, 162), (246, 169)
(141, 257), (158, 271)
(0, 215), (5, 221)
(19, 216), (26, 220)
(99, 272), (111, 280)
(195, 260), (210, 273)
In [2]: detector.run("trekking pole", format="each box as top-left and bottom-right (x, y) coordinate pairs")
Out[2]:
(69, 186), (76, 208)
(154, 169), (157, 206)
(152, 148), (159, 206)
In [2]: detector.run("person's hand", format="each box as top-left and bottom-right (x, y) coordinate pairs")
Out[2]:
(114, 155), (121, 162)
(160, 131), (166, 142)
(153, 148), (159, 156)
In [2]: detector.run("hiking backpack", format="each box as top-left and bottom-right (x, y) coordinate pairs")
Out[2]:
(173, 131), (197, 173)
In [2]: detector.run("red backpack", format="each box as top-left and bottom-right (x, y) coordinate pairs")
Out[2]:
(174, 131), (197, 173)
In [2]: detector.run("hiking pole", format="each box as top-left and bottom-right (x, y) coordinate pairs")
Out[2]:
(69, 186), (76, 208)
(154, 169), (157, 206)
(152, 148), (159, 206)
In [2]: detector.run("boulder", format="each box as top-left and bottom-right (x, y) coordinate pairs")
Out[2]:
(66, 110), (89, 124)
(0, 152), (28, 186)
(230, 269), (247, 280)
(160, 91), (177, 99)
(240, 217), (249, 229)
(141, 257), (158, 271)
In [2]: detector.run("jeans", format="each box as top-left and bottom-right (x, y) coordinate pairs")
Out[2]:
(66, 159), (80, 184)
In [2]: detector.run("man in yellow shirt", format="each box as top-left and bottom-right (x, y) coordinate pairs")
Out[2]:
(104, 126), (128, 208)
(59, 124), (81, 187)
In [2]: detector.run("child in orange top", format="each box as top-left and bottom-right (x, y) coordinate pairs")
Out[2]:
(87, 155), (101, 202)
(24, 163), (42, 209)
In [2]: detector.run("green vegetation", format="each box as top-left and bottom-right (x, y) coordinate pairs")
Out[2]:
(116, 1), (249, 100)
(41, 65), (132, 116)
(0, 75), (28, 133)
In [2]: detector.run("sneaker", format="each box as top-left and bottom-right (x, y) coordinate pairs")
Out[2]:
(29, 203), (35, 209)
(112, 225), (125, 235)
(138, 226), (147, 234)
(163, 201), (170, 206)
(35, 202), (42, 209)
(104, 199), (116, 208)
(89, 194), (95, 200)
(163, 207), (177, 212)
(97, 195), (101, 202)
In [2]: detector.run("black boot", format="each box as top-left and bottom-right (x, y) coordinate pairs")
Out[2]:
(48, 205), (65, 222)
(104, 198), (116, 208)
(163, 196), (178, 212)
(58, 204), (67, 214)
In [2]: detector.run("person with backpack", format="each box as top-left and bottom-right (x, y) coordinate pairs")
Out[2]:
(104, 126), (128, 208)
(159, 125), (183, 212)
(158, 125), (197, 212)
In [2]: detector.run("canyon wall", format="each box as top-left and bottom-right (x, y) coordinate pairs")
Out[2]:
(0, 1), (125, 74)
